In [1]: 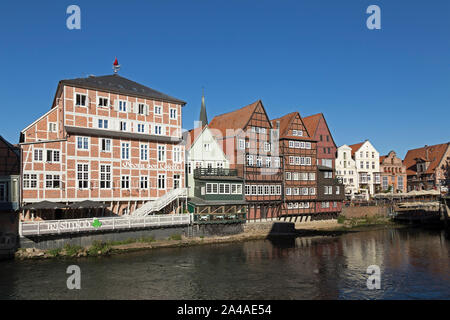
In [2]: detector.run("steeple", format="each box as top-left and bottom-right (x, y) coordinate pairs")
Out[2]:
(199, 87), (208, 127)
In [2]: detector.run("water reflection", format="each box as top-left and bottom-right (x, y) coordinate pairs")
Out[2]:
(0, 228), (449, 299)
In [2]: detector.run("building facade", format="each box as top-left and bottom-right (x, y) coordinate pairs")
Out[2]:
(335, 144), (358, 199)
(404, 142), (450, 192)
(209, 100), (283, 220)
(348, 140), (381, 199)
(271, 112), (317, 217)
(0, 136), (20, 212)
(19, 74), (186, 220)
(315, 165), (344, 217)
(379, 150), (407, 193)
(303, 113), (336, 169)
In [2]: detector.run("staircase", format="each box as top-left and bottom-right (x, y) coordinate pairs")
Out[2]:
(131, 188), (188, 217)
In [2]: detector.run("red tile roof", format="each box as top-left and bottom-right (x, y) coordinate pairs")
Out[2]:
(403, 142), (449, 175)
(271, 112), (316, 141)
(208, 100), (261, 137)
(302, 113), (322, 138)
(349, 141), (365, 156)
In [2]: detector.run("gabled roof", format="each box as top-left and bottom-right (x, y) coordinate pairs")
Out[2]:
(59, 74), (186, 105)
(0, 135), (20, 157)
(379, 155), (387, 164)
(271, 112), (315, 141)
(184, 125), (207, 151)
(349, 141), (366, 156)
(302, 113), (322, 137)
(303, 113), (337, 147)
(208, 100), (266, 137)
(403, 142), (450, 175)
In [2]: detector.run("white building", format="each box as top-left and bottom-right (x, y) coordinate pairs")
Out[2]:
(335, 145), (358, 199)
(185, 125), (229, 198)
(337, 140), (381, 200)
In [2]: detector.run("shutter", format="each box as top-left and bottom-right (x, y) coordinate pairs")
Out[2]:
(145, 104), (149, 115)
(113, 100), (119, 111)
(133, 102), (138, 114)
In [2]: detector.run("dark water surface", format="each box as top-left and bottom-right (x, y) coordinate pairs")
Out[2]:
(0, 227), (449, 299)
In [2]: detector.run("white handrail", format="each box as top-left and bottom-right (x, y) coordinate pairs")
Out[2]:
(131, 188), (187, 217)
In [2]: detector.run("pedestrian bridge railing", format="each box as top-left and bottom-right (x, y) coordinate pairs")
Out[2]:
(19, 214), (193, 237)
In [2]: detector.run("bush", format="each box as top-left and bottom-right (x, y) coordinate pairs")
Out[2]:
(48, 248), (62, 257)
(63, 244), (83, 257)
(88, 240), (111, 256)
(337, 215), (346, 224)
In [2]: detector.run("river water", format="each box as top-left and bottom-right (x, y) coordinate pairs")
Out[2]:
(0, 227), (449, 300)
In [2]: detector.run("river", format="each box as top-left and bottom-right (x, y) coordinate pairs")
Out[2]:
(0, 227), (449, 299)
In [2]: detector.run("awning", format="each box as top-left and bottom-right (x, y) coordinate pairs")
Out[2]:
(21, 201), (66, 210)
(67, 200), (108, 209)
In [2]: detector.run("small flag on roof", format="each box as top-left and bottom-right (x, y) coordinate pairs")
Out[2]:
(113, 57), (120, 74)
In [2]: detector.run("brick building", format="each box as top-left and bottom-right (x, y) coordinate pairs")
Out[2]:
(271, 112), (317, 217)
(208, 100), (283, 220)
(303, 113), (336, 169)
(404, 142), (450, 192)
(19, 73), (187, 220)
(379, 150), (407, 193)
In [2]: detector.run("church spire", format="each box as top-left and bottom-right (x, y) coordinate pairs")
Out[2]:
(199, 87), (208, 127)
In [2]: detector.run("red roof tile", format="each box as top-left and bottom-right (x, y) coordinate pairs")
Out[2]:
(349, 141), (366, 156)
(208, 100), (261, 137)
(403, 142), (450, 175)
(302, 113), (322, 138)
(271, 112), (316, 141)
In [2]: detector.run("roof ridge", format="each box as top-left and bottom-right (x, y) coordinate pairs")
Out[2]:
(211, 99), (260, 120)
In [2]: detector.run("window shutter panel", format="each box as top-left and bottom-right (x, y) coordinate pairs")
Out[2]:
(113, 100), (119, 111)
(145, 104), (149, 116)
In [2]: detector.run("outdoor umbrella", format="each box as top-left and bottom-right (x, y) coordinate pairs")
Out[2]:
(21, 201), (66, 210)
(67, 200), (108, 209)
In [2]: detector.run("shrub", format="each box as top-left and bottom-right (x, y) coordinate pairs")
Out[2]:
(169, 234), (182, 241)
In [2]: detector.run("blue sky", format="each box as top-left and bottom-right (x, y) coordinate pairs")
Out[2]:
(0, 0), (448, 158)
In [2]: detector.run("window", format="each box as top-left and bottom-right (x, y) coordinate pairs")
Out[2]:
(256, 157), (262, 167)
(157, 174), (166, 189)
(154, 105), (162, 115)
(289, 141), (294, 148)
(98, 97), (109, 107)
(274, 158), (280, 168)
(45, 174), (60, 189)
(293, 188), (299, 195)
(212, 183), (218, 194)
(239, 139), (245, 150)
(270, 185), (276, 195)
(158, 145), (166, 162)
(264, 185), (270, 195)
(286, 172), (291, 180)
(251, 185), (257, 195)
(34, 149), (43, 162)
(101, 139), (111, 152)
(336, 186), (340, 194)
(138, 104), (147, 115)
(137, 123), (145, 133)
(310, 188), (316, 195)
(289, 156), (295, 165)
(119, 100), (127, 112)
(23, 174), (37, 189)
(382, 176), (388, 190)
(372, 162), (375, 169)
(260, 128), (266, 134)
(236, 184), (243, 194)
(295, 141), (300, 149)
(100, 165), (111, 189)
(306, 142), (311, 149)
(77, 164), (89, 189)
(258, 185), (264, 195)
(169, 108), (177, 119)
(98, 119), (109, 129)
(120, 121), (127, 131)
(48, 122), (57, 132)
(245, 185), (251, 195)
(46, 150), (60, 163)
(173, 147), (182, 163)
(121, 143), (130, 160)
(121, 176), (130, 189)
(77, 137), (89, 150)
(286, 188), (291, 195)
(203, 143), (210, 151)
(140, 144), (148, 161)
(264, 142), (271, 152)
(154, 125), (163, 135)
(140, 176), (148, 189)
(206, 183), (213, 194)
(276, 185), (281, 195)
(224, 184), (231, 194)
(266, 157), (271, 168)
(309, 172), (316, 181)
(75, 94), (87, 107)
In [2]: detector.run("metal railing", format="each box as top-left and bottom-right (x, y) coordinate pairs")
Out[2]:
(194, 168), (239, 178)
(19, 214), (193, 237)
(131, 187), (187, 217)
(194, 212), (246, 224)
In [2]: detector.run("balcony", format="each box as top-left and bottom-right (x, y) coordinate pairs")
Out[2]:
(194, 168), (239, 179)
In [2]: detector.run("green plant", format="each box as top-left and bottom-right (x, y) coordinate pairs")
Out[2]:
(88, 240), (111, 255)
(63, 244), (83, 257)
(337, 215), (346, 224)
(48, 248), (62, 257)
(169, 234), (182, 241)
